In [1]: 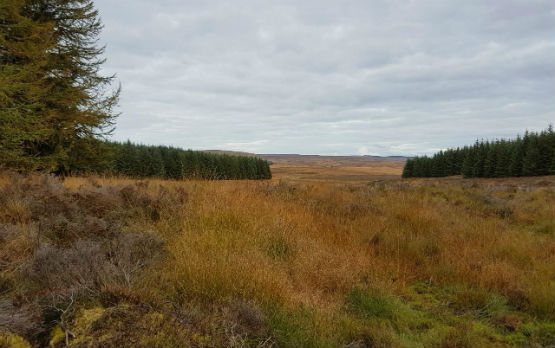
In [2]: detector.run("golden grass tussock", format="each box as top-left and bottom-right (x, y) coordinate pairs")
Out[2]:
(0, 171), (553, 347)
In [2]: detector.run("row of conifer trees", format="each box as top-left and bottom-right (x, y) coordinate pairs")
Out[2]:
(402, 126), (555, 178)
(64, 140), (272, 180)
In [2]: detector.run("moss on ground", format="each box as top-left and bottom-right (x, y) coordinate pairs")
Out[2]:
(0, 333), (32, 348)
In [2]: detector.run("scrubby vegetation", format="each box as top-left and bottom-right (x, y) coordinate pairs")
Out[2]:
(403, 126), (555, 178)
(1, 172), (553, 347)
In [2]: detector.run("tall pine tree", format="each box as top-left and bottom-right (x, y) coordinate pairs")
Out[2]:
(1, 0), (119, 172)
(0, 0), (54, 170)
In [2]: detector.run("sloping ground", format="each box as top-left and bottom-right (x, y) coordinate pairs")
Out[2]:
(0, 173), (554, 347)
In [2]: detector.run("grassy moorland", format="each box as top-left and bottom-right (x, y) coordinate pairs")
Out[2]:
(0, 169), (554, 348)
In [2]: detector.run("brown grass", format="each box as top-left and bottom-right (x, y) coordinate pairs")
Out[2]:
(264, 154), (405, 183)
(1, 169), (554, 347)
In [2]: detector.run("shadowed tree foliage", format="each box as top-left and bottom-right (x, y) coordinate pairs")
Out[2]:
(403, 126), (555, 178)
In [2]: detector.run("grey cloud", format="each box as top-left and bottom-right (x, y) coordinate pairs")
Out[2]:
(96, 0), (554, 156)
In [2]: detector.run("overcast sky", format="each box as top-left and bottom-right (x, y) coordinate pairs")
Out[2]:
(95, 0), (554, 156)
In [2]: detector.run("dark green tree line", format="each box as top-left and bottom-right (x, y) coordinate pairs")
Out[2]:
(67, 140), (272, 180)
(402, 126), (555, 178)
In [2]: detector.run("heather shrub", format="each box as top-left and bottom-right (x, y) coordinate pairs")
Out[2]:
(27, 232), (165, 296)
(0, 174), (172, 347)
(0, 300), (41, 340)
(225, 299), (269, 339)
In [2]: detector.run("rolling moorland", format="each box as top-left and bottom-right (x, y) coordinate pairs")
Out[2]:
(1, 0), (554, 347)
(1, 158), (554, 348)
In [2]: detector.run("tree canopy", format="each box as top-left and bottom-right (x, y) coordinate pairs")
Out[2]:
(67, 140), (272, 180)
(1, 0), (119, 171)
(402, 126), (555, 178)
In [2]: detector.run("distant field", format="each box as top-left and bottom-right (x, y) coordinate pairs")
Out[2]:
(260, 154), (406, 183)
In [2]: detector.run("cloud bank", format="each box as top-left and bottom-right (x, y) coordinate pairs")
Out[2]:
(96, 0), (554, 155)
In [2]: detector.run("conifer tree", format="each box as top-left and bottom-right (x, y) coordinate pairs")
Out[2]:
(472, 141), (486, 177)
(1, 0), (119, 172)
(5, 0), (120, 172)
(0, 0), (54, 169)
(403, 126), (554, 179)
(537, 126), (555, 175)
(546, 125), (555, 175)
(522, 135), (540, 176)
(508, 136), (524, 176)
(402, 159), (414, 178)
(483, 142), (497, 177)
(494, 140), (510, 177)
(461, 147), (476, 178)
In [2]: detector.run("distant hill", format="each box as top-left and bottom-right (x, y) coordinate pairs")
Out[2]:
(204, 150), (261, 157)
(363, 155), (411, 159)
(257, 154), (408, 168)
(261, 154), (408, 159)
(203, 152), (410, 163)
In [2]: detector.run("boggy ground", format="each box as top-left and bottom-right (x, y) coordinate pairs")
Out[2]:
(0, 172), (553, 348)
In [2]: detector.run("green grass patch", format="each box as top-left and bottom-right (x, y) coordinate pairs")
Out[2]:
(266, 304), (343, 348)
(347, 288), (400, 320)
(265, 236), (290, 261)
